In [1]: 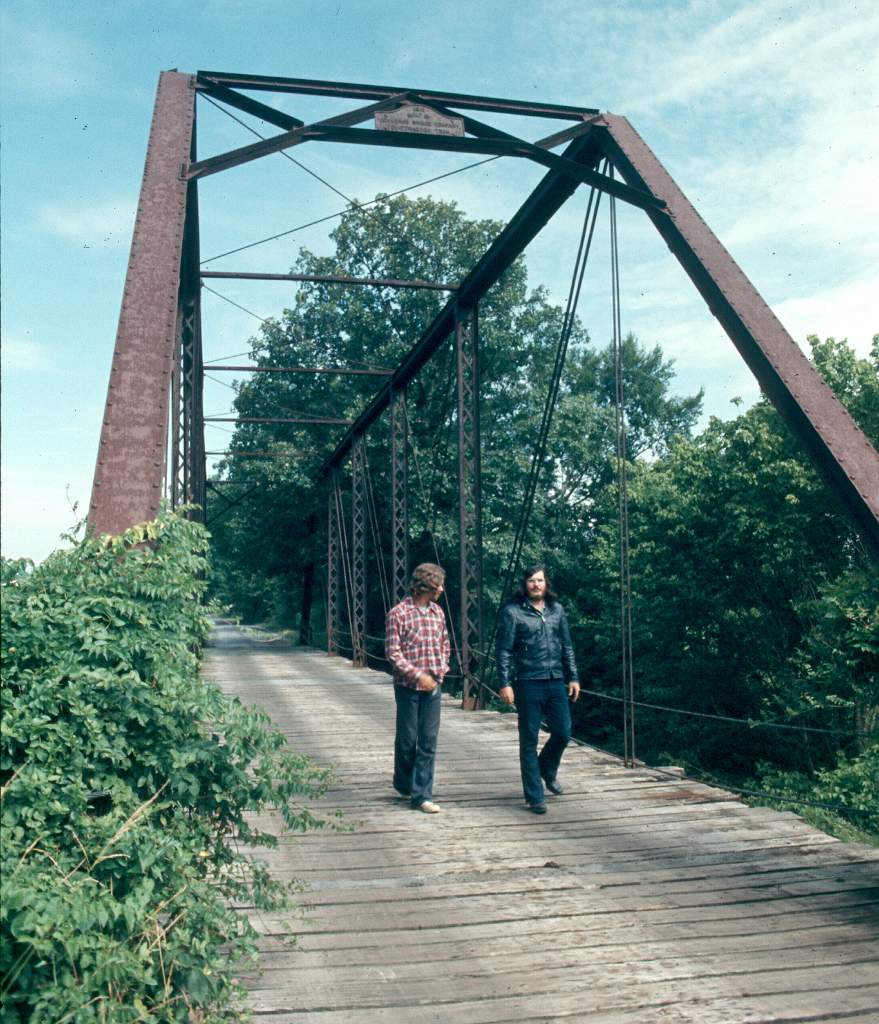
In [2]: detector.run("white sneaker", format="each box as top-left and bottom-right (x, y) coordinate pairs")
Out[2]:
(415, 800), (441, 814)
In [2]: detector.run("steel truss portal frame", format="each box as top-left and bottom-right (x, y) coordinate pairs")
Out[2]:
(90, 72), (879, 699)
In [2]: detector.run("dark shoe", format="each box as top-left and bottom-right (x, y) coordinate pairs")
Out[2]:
(541, 774), (564, 796)
(527, 802), (547, 815)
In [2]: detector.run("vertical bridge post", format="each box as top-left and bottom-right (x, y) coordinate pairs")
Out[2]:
(89, 71), (196, 535)
(327, 479), (340, 657)
(390, 388), (409, 606)
(456, 303), (485, 709)
(171, 94), (204, 519)
(350, 437), (367, 667)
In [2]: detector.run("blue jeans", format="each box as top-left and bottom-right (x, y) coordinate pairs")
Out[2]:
(514, 679), (571, 806)
(393, 685), (442, 806)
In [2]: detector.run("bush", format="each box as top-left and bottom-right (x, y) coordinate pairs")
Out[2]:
(1, 512), (330, 1022)
(752, 743), (879, 844)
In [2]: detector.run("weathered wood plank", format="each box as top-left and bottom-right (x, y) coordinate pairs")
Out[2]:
(203, 625), (879, 1024)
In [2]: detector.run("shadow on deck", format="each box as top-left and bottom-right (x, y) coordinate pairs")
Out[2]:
(203, 623), (879, 1024)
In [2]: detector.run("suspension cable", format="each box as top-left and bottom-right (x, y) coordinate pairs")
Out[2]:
(610, 183), (637, 769)
(497, 169), (606, 612)
(475, 173), (604, 704)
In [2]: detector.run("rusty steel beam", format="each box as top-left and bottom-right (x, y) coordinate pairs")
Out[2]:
(350, 438), (367, 667)
(205, 450), (297, 458)
(390, 389), (409, 606)
(456, 304), (485, 710)
(178, 154), (206, 521)
(188, 121), (660, 213)
(197, 71), (598, 120)
(89, 71), (195, 537)
(596, 114), (879, 559)
(304, 125), (663, 211)
(187, 93), (408, 180)
(201, 270), (457, 290)
(207, 365), (393, 375)
(195, 75), (304, 131)
(327, 481), (340, 657)
(411, 98), (657, 213)
(205, 416), (353, 425)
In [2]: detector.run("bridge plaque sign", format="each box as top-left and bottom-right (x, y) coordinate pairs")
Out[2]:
(375, 102), (465, 137)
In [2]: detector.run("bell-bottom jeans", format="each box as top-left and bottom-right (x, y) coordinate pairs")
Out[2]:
(393, 684), (442, 807)
(514, 679), (572, 806)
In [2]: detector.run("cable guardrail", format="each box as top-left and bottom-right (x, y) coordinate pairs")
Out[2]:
(230, 622), (871, 821)
(331, 630), (871, 741)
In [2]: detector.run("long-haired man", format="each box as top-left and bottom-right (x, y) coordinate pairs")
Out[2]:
(496, 564), (580, 814)
(385, 563), (450, 813)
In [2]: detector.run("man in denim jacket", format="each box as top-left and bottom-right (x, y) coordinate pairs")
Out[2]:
(496, 564), (580, 814)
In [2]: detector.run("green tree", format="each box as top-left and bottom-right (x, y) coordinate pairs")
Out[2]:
(576, 335), (878, 835)
(209, 195), (702, 653)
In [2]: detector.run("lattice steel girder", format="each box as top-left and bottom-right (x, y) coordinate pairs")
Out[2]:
(178, 166), (206, 520)
(456, 304), (485, 709)
(350, 438), (367, 667)
(327, 482), (340, 657)
(595, 115), (879, 560)
(390, 389), (409, 607)
(170, 314), (183, 510)
(89, 71), (195, 536)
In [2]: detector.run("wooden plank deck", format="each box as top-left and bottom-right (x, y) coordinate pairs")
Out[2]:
(204, 623), (879, 1023)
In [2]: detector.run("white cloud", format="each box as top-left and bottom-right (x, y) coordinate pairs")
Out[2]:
(773, 275), (879, 357)
(619, 3), (877, 114)
(0, 12), (100, 99)
(36, 198), (136, 250)
(1, 333), (55, 372)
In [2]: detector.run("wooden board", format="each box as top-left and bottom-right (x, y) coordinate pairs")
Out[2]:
(203, 624), (879, 1023)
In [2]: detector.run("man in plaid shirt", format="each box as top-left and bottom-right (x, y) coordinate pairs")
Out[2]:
(385, 563), (450, 813)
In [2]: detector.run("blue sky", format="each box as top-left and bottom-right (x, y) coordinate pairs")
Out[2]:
(2, 0), (877, 561)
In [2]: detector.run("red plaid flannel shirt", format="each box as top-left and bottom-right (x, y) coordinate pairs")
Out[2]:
(385, 596), (451, 690)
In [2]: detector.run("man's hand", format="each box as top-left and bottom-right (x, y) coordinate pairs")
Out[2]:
(498, 685), (515, 706)
(568, 681), (580, 703)
(417, 672), (438, 692)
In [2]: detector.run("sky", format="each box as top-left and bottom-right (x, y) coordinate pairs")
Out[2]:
(2, 0), (877, 562)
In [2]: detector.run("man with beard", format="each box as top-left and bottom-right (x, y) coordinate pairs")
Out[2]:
(496, 564), (580, 814)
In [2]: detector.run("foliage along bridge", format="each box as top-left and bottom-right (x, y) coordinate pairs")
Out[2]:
(86, 72), (879, 1019)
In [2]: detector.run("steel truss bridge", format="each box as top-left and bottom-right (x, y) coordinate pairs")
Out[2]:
(89, 71), (879, 711)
